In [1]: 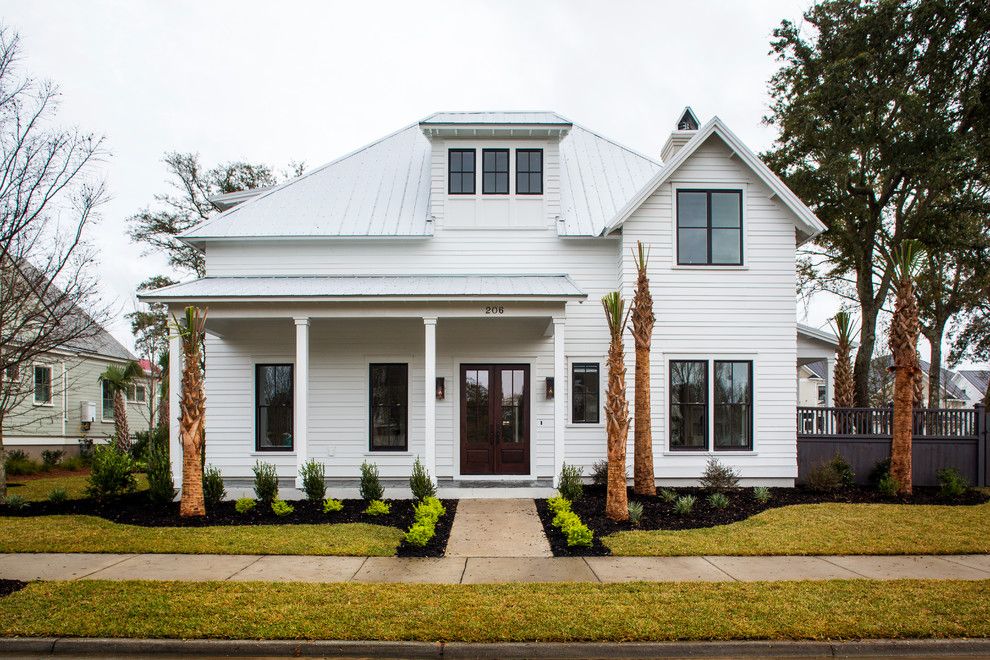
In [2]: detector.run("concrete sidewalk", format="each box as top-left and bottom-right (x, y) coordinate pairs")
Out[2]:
(2, 552), (989, 584)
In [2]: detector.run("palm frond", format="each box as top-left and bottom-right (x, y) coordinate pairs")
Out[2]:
(632, 241), (650, 271)
(890, 239), (925, 281)
(830, 310), (858, 345)
(601, 291), (629, 338)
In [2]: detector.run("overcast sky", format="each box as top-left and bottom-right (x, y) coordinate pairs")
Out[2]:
(6, 0), (850, 356)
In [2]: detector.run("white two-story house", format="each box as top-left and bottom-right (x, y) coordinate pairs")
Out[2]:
(142, 109), (826, 492)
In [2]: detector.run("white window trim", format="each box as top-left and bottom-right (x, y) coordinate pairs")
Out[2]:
(100, 380), (115, 422)
(671, 183), (749, 269)
(32, 363), (54, 407)
(133, 384), (147, 404)
(567, 356), (605, 428)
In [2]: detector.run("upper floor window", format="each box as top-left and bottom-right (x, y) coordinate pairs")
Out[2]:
(516, 149), (543, 195)
(677, 190), (742, 266)
(448, 149), (475, 195)
(482, 149), (509, 195)
(34, 365), (52, 405)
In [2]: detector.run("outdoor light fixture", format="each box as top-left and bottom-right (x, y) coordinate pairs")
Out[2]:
(436, 377), (445, 400)
(545, 377), (554, 399)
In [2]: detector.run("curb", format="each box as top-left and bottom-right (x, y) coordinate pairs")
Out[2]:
(1, 637), (990, 658)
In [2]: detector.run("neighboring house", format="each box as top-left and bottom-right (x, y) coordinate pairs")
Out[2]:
(142, 108), (830, 489)
(3, 324), (153, 459)
(949, 369), (988, 408)
(798, 361), (828, 407)
(867, 355), (968, 409)
(795, 324), (842, 408)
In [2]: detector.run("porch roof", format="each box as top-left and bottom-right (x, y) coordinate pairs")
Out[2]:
(138, 274), (587, 303)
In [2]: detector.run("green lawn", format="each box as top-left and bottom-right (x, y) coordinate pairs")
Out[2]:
(6, 473), (148, 502)
(0, 515), (404, 556)
(605, 502), (990, 556)
(0, 579), (987, 641)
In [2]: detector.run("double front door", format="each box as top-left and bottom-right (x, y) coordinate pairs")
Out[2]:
(460, 364), (530, 475)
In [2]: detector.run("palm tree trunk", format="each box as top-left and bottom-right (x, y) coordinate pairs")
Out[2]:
(890, 366), (914, 494)
(114, 390), (130, 452)
(605, 336), (629, 520)
(631, 244), (655, 496)
(179, 308), (207, 517)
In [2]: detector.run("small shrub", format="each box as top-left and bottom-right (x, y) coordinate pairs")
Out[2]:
(806, 461), (843, 493)
(85, 445), (137, 501)
(271, 498), (294, 516)
(364, 499), (390, 516)
(869, 458), (891, 486)
(129, 430), (152, 462)
(877, 472), (900, 497)
(551, 509), (593, 547)
(252, 461), (279, 503)
(591, 459), (609, 487)
(707, 492), (730, 509)
(2, 494), (26, 510)
(409, 456), (436, 501)
(547, 495), (572, 515)
(937, 467), (968, 499)
(360, 461), (384, 501)
(752, 486), (771, 504)
(673, 494), (696, 516)
(403, 496), (446, 546)
(4, 449), (41, 476)
(558, 462), (584, 502)
(41, 449), (64, 469)
(658, 488), (678, 503)
(203, 465), (226, 508)
(627, 500), (644, 526)
(77, 437), (94, 463)
(699, 457), (739, 491)
(60, 456), (86, 472)
(234, 497), (256, 514)
(404, 521), (435, 547)
(323, 498), (344, 513)
(414, 496), (446, 523)
(146, 441), (176, 506)
(299, 459), (327, 504)
(828, 452), (855, 488)
(47, 487), (68, 504)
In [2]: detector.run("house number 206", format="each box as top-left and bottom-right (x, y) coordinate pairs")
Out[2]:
(485, 305), (505, 315)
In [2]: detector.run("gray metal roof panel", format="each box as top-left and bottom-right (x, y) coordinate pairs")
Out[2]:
(421, 112), (571, 125)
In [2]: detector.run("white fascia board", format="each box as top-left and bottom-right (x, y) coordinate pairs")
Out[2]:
(601, 117), (827, 241)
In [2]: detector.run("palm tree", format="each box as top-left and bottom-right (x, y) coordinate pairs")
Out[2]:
(602, 291), (630, 521)
(176, 306), (208, 517)
(831, 311), (856, 409)
(888, 241), (923, 496)
(630, 241), (655, 496)
(98, 361), (144, 452)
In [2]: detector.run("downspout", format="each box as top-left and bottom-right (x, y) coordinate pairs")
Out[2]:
(61, 360), (67, 437)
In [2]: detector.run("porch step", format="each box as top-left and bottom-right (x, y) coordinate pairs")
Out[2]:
(444, 499), (552, 558)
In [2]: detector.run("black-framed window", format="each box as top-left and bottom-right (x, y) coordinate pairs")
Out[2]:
(34, 365), (52, 405)
(516, 148), (543, 195)
(677, 190), (743, 265)
(714, 361), (753, 450)
(370, 363), (408, 451)
(571, 363), (600, 424)
(482, 149), (509, 194)
(256, 364), (293, 451)
(670, 360), (707, 449)
(448, 149), (475, 195)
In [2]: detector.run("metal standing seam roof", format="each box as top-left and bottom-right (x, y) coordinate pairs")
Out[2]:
(958, 370), (989, 396)
(421, 111), (572, 125)
(139, 275), (587, 301)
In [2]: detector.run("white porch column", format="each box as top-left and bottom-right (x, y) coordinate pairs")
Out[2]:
(553, 317), (566, 486)
(294, 317), (310, 489)
(423, 318), (437, 479)
(825, 356), (835, 407)
(169, 331), (182, 486)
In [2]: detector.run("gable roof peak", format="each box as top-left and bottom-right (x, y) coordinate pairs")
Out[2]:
(676, 106), (700, 131)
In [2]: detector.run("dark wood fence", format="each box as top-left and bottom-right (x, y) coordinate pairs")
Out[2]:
(796, 404), (988, 487)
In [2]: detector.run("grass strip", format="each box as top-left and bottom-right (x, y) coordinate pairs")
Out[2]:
(7, 474), (147, 502)
(0, 579), (988, 641)
(605, 502), (990, 556)
(0, 515), (403, 556)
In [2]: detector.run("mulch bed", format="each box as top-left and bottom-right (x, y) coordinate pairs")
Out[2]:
(0, 495), (457, 558)
(0, 580), (27, 598)
(538, 484), (990, 557)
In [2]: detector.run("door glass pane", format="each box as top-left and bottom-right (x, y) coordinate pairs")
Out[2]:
(465, 369), (489, 445)
(500, 369), (523, 444)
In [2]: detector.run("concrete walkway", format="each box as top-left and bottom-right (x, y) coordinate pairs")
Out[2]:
(444, 498), (552, 557)
(2, 553), (989, 584)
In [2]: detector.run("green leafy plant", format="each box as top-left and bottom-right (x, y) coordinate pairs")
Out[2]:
(409, 456), (436, 501)
(551, 508), (594, 547)
(869, 458), (892, 486)
(557, 462), (584, 501)
(47, 487), (68, 504)
(753, 486), (771, 504)
(323, 498), (344, 513)
(60, 456), (86, 472)
(252, 461), (279, 503)
(2, 494), (26, 510)
(271, 498), (294, 517)
(591, 459), (608, 487)
(364, 499), (390, 516)
(404, 522), (434, 547)
(299, 459), (327, 504)
(403, 496), (447, 547)
(877, 472), (900, 497)
(673, 495), (696, 516)
(359, 461), (384, 501)
(828, 451), (855, 488)
(234, 497), (256, 514)
(146, 440), (177, 506)
(627, 500), (644, 527)
(806, 461), (843, 493)
(85, 445), (137, 501)
(937, 467), (968, 499)
(658, 488), (678, 503)
(699, 457), (739, 491)
(203, 465), (226, 508)
(4, 450), (41, 476)
(547, 495), (571, 515)
(41, 449), (64, 469)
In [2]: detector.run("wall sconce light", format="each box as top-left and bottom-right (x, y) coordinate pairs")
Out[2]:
(545, 377), (555, 399)
(436, 377), (445, 400)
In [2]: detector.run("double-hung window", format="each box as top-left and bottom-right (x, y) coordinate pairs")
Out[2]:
(256, 364), (293, 451)
(33, 365), (53, 405)
(571, 363), (600, 424)
(482, 149), (509, 194)
(677, 190), (743, 265)
(448, 149), (475, 194)
(516, 149), (543, 194)
(101, 380), (114, 420)
(669, 359), (754, 451)
(369, 363), (408, 451)
(670, 360), (707, 449)
(713, 361), (753, 450)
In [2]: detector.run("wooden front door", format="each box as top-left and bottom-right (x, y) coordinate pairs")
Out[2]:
(460, 364), (530, 475)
